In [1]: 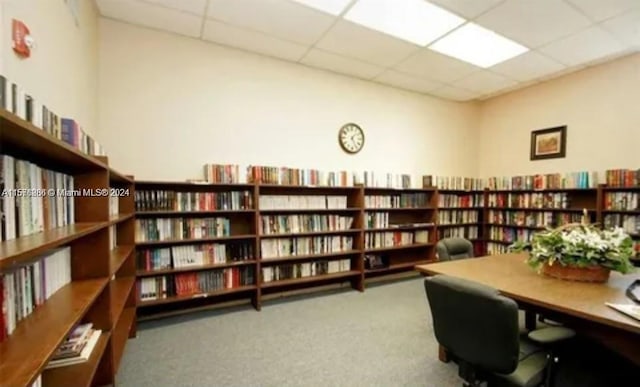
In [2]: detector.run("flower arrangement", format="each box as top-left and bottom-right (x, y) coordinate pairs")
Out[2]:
(510, 222), (635, 281)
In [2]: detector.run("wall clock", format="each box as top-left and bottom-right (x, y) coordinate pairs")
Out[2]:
(338, 123), (365, 154)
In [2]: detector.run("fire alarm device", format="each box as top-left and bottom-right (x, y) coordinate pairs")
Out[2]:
(12, 19), (34, 58)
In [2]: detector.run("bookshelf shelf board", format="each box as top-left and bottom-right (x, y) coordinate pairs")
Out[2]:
(488, 188), (597, 193)
(0, 278), (109, 387)
(437, 223), (479, 228)
(135, 181), (254, 189)
(602, 210), (640, 215)
(260, 229), (362, 238)
(110, 277), (136, 329)
(109, 245), (135, 276)
(0, 222), (108, 270)
(364, 225), (435, 232)
(260, 250), (361, 264)
(109, 169), (134, 184)
(603, 186), (640, 191)
(136, 260), (258, 277)
(137, 285), (257, 307)
(258, 208), (361, 214)
(364, 207), (434, 211)
(437, 189), (484, 193)
(365, 260), (435, 274)
(485, 239), (514, 245)
(260, 270), (360, 288)
(364, 243), (433, 253)
(135, 234), (257, 247)
(0, 109), (107, 174)
(136, 209), (255, 216)
(363, 187), (436, 193)
(41, 331), (111, 387)
(487, 223), (546, 230)
(486, 207), (595, 212)
(258, 184), (361, 191)
(113, 307), (136, 372)
(439, 206), (484, 210)
(628, 233), (640, 238)
(108, 213), (134, 225)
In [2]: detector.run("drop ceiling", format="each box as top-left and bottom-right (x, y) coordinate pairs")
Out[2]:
(96, 0), (640, 101)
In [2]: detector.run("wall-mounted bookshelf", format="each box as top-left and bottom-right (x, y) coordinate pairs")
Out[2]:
(601, 185), (640, 266)
(435, 189), (485, 256)
(0, 108), (135, 387)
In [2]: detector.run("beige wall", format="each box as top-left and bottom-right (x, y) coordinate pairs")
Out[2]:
(478, 53), (640, 179)
(1, 0), (99, 135)
(98, 19), (480, 182)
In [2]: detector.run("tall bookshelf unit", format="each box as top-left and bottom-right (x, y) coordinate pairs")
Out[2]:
(484, 188), (598, 254)
(363, 187), (436, 276)
(133, 181), (259, 319)
(601, 185), (640, 266)
(435, 189), (485, 256)
(0, 109), (136, 387)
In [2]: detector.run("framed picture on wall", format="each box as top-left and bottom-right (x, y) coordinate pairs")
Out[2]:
(530, 126), (567, 160)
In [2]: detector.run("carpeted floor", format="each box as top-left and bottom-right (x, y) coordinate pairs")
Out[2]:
(116, 277), (638, 387)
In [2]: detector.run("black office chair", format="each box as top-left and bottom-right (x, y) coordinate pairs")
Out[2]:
(436, 237), (474, 261)
(424, 275), (574, 387)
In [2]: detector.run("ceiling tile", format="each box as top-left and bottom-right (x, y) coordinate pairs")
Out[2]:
(207, 0), (336, 45)
(565, 0), (640, 22)
(315, 20), (420, 67)
(429, 85), (479, 101)
(140, 0), (208, 15)
(394, 49), (480, 83)
(301, 49), (385, 80)
(428, 0), (503, 19)
(490, 51), (565, 82)
(202, 20), (309, 62)
(375, 70), (445, 94)
(452, 70), (517, 94)
(601, 9), (640, 48)
(97, 0), (203, 37)
(475, 0), (592, 48)
(538, 26), (627, 66)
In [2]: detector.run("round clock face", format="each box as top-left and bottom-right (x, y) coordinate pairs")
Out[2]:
(338, 123), (365, 154)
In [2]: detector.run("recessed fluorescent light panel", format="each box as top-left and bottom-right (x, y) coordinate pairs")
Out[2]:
(344, 0), (465, 46)
(289, 0), (352, 15)
(429, 23), (529, 68)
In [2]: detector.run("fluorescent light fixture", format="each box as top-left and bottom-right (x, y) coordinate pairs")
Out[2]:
(289, 0), (352, 15)
(429, 23), (529, 68)
(343, 0), (465, 46)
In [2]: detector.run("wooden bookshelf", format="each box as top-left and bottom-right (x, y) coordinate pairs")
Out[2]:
(601, 184), (640, 266)
(434, 189), (485, 256)
(0, 109), (135, 387)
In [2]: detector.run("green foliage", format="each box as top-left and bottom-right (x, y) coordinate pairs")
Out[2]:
(509, 224), (635, 274)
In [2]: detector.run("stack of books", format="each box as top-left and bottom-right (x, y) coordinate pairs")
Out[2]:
(46, 323), (101, 369)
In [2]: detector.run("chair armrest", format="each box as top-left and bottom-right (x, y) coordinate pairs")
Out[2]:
(528, 327), (576, 344)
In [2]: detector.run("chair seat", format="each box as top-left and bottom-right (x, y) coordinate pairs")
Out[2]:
(528, 327), (576, 344)
(497, 349), (547, 387)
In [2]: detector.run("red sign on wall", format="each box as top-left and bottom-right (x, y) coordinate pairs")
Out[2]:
(12, 19), (32, 58)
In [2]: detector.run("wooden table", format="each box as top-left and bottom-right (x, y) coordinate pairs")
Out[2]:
(415, 253), (640, 366)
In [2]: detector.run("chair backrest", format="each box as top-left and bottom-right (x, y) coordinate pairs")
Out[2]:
(436, 237), (474, 261)
(424, 275), (520, 375)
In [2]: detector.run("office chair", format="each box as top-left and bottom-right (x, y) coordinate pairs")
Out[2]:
(436, 237), (474, 261)
(424, 275), (575, 387)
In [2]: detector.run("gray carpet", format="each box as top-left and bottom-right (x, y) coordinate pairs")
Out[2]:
(116, 277), (461, 387)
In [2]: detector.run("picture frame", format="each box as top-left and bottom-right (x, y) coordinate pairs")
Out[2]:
(530, 126), (567, 160)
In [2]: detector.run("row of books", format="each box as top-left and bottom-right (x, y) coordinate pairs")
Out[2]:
(605, 169), (640, 187)
(260, 236), (354, 259)
(364, 230), (429, 249)
(489, 227), (535, 243)
(487, 171), (597, 190)
(0, 75), (105, 156)
(634, 241), (640, 258)
(438, 210), (479, 225)
(603, 215), (640, 235)
(138, 267), (255, 301)
(438, 193), (484, 208)
(261, 260), (352, 283)
(604, 192), (639, 211)
(134, 218), (231, 242)
(486, 192), (571, 209)
(136, 242), (255, 272)
(259, 195), (348, 210)
(134, 190), (254, 212)
(0, 247), (71, 342)
(1, 154), (75, 241)
(487, 211), (584, 229)
(364, 193), (429, 208)
(46, 323), (102, 369)
(260, 214), (354, 235)
(487, 243), (510, 255)
(437, 226), (479, 240)
(424, 176), (484, 190)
